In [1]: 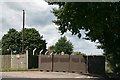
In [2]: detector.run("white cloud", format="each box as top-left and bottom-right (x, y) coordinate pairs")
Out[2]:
(25, 24), (61, 48)
(1, 1), (103, 55)
(63, 31), (103, 55)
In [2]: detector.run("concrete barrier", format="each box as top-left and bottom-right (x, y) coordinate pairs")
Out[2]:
(38, 55), (52, 71)
(38, 55), (105, 75)
(1, 55), (11, 68)
(53, 55), (69, 72)
(70, 55), (87, 73)
(0, 54), (27, 69)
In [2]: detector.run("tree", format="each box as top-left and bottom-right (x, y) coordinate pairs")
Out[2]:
(0, 40), (2, 55)
(50, 36), (73, 55)
(2, 28), (20, 54)
(21, 28), (47, 54)
(50, 3), (120, 74)
(48, 45), (55, 53)
(2, 28), (47, 55)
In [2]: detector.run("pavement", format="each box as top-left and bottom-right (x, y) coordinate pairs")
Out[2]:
(0, 71), (104, 80)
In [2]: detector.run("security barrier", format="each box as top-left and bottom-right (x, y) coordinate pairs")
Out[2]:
(38, 55), (105, 75)
(0, 54), (27, 69)
(53, 55), (69, 72)
(1, 55), (11, 68)
(1, 52), (105, 75)
(87, 56), (105, 74)
(70, 55), (87, 73)
(38, 55), (52, 71)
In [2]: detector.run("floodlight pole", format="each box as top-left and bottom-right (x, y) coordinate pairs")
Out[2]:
(22, 10), (25, 54)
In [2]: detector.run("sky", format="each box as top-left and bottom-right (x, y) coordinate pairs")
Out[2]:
(0, 0), (103, 55)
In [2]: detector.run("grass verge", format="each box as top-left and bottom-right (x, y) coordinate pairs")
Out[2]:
(0, 68), (39, 71)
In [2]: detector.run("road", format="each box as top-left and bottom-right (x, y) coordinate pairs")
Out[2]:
(0, 71), (104, 80)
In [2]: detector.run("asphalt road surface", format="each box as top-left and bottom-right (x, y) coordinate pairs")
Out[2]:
(1, 71), (104, 80)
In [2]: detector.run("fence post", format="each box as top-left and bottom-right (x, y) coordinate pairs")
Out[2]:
(26, 48), (28, 69)
(51, 54), (54, 72)
(68, 54), (70, 72)
(11, 49), (12, 68)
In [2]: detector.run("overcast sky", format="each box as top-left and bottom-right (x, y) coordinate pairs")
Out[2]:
(0, 0), (103, 55)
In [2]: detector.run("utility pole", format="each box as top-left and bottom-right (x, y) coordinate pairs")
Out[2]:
(22, 10), (25, 54)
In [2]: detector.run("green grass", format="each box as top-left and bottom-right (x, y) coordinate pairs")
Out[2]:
(0, 68), (39, 71)
(29, 68), (39, 70)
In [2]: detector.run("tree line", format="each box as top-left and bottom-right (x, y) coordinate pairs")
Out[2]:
(1, 28), (73, 55)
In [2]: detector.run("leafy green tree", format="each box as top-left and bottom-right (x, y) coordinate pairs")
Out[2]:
(50, 3), (120, 74)
(0, 40), (2, 55)
(2, 28), (20, 54)
(53, 36), (73, 55)
(48, 45), (55, 53)
(2, 28), (46, 55)
(22, 28), (47, 54)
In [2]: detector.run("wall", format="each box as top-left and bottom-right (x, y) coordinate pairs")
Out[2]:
(87, 56), (105, 75)
(38, 55), (52, 71)
(38, 55), (87, 73)
(11, 54), (27, 69)
(38, 55), (105, 75)
(70, 55), (87, 73)
(0, 54), (28, 69)
(53, 55), (69, 72)
(1, 53), (105, 75)
(1, 55), (11, 68)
